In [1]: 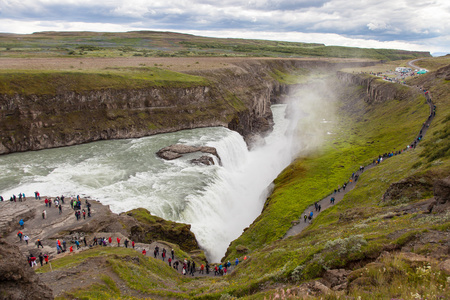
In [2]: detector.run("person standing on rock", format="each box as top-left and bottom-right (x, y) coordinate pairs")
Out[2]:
(38, 253), (44, 266)
(23, 234), (29, 245)
(171, 249), (174, 260)
(58, 204), (62, 214)
(37, 239), (44, 248)
(124, 239), (129, 248)
(142, 249), (147, 256)
(116, 237), (121, 247)
(17, 231), (23, 241)
(75, 240), (81, 250)
(83, 236), (87, 247)
(42, 210), (47, 219)
(62, 240), (67, 252)
(19, 219), (24, 229)
(235, 258), (239, 266)
(69, 246), (73, 253)
(132, 241), (135, 249)
(108, 237), (112, 245)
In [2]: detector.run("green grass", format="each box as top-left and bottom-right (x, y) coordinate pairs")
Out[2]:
(0, 31), (431, 60)
(0, 67), (209, 95)
(223, 77), (429, 261)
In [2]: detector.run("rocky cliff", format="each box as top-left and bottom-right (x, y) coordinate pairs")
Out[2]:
(0, 59), (377, 154)
(336, 71), (417, 104)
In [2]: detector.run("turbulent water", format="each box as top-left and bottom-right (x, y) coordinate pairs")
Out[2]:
(0, 104), (298, 262)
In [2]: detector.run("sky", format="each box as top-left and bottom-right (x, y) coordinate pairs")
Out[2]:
(1, 0), (449, 55)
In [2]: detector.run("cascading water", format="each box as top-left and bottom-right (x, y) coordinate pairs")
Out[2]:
(0, 104), (298, 262)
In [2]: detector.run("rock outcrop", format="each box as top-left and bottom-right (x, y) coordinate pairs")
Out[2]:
(0, 238), (53, 300)
(156, 144), (220, 164)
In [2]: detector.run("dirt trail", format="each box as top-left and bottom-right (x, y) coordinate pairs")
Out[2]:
(283, 85), (435, 239)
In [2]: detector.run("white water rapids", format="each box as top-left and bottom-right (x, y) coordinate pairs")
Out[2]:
(0, 104), (299, 262)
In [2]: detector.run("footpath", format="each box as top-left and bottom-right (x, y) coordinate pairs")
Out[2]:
(284, 82), (435, 239)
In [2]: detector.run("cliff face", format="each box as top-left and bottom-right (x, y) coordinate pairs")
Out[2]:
(0, 59), (376, 154)
(336, 71), (417, 104)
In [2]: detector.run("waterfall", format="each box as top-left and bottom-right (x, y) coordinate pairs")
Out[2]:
(0, 104), (296, 263)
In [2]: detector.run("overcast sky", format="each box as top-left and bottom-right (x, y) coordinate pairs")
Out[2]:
(1, 0), (449, 55)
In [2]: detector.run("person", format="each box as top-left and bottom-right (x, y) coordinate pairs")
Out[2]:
(124, 239), (129, 248)
(162, 251), (166, 261)
(37, 239), (44, 248)
(132, 241), (135, 249)
(191, 261), (196, 276)
(171, 248), (174, 260)
(38, 253), (44, 266)
(83, 236), (87, 247)
(142, 249), (147, 256)
(45, 198), (48, 207)
(168, 257), (172, 267)
(23, 235), (29, 245)
(62, 240), (67, 251)
(58, 204), (62, 214)
(93, 237), (98, 246)
(214, 265), (218, 276)
(30, 255), (37, 267)
(235, 258), (239, 266)
(82, 209), (86, 219)
(117, 237), (121, 247)
(17, 231), (23, 241)
(200, 263), (204, 274)
(206, 263), (210, 274)
(19, 219), (24, 229)
(224, 267), (227, 275)
(304, 214), (307, 223)
(69, 246), (73, 253)
(309, 211), (313, 223)
(44, 253), (49, 264)
(42, 210), (47, 219)
(75, 240), (81, 250)
(108, 237), (112, 244)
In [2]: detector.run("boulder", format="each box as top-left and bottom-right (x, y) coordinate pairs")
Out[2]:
(156, 144), (221, 164)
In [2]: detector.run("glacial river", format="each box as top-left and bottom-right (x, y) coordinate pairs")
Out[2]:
(0, 104), (299, 262)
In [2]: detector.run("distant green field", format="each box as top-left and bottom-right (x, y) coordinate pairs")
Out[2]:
(0, 31), (431, 60)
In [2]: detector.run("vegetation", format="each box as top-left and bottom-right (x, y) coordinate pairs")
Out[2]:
(0, 67), (209, 95)
(0, 31), (430, 60)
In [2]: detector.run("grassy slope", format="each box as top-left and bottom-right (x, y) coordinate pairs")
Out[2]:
(213, 61), (450, 299)
(0, 67), (209, 95)
(223, 75), (429, 260)
(0, 31), (430, 60)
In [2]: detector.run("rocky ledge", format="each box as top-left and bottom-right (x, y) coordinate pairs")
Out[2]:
(156, 144), (221, 165)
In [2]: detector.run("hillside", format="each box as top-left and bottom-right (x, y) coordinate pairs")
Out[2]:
(0, 31), (431, 60)
(0, 56), (448, 299)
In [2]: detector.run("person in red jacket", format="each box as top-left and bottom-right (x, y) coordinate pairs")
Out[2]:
(142, 249), (146, 256)
(117, 237), (121, 247)
(132, 241), (135, 249)
(69, 246), (73, 253)
(108, 237), (112, 244)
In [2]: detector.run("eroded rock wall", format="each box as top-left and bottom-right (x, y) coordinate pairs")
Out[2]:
(0, 59), (377, 154)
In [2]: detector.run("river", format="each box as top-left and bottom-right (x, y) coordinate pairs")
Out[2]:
(0, 104), (298, 262)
